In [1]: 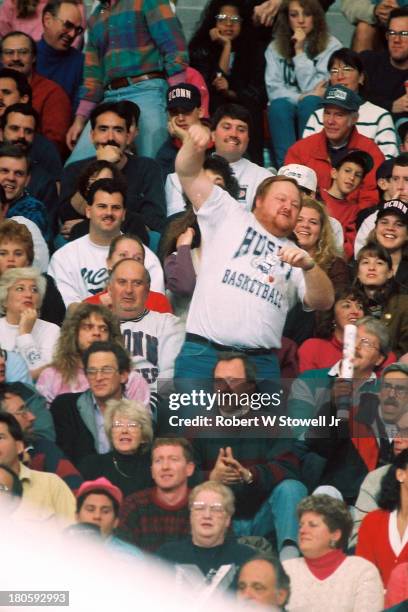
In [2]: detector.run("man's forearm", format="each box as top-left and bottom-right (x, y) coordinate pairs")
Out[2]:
(303, 265), (334, 310)
(175, 133), (207, 180)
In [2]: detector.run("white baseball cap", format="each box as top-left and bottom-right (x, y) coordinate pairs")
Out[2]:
(278, 164), (317, 193)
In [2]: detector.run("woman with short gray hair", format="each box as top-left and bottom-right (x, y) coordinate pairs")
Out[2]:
(0, 267), (60, 380)
(78, 398), (154, 497)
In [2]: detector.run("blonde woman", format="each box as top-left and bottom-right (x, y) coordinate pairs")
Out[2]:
(0, 267), (60, 379)
(78, 399), (154, 497)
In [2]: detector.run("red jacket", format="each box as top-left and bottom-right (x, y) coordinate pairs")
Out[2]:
(284, 128), (385, 210)
(31, 71), (72, 157)
(356, 509), (408, 586)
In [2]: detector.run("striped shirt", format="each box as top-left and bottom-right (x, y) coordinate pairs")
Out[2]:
(79, 0), (188, 108)
(303, 100), (399, 160)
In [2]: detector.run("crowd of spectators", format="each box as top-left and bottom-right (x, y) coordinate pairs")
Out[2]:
(0, 0), (407, 609)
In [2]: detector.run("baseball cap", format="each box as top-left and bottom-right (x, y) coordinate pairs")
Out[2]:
(376, 199), (408, 225)
(333, 149), (374, 175)
(278, 164), (317, 192)
(76, 477), (123, 507)
(382, 362), (408, 378)
(376, 158), (394, 181)
(167, 83), (201, 111)
(321, 85), (361, 112)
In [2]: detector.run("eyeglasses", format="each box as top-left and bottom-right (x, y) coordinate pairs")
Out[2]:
(382, 382), (408, 398)
(111, 421), (141, 429)
(191, 501), (226, 514)
(386, 30), (408, 39)
(329, 66), (357, 75)
(53, 16), (84, 36)
(86, 366), (118, 377)
(2, 48), (31, 57)
(396, 427), (408, 437)
(356, 337), (380, 351)
(215, 14), (242, 23)
(11, 404), (31, 416)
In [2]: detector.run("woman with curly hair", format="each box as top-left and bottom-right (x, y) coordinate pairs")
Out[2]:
(357, 449), (408, 587)
(0, 267), (60, 380)
(297, 286), (364, 372)
(284, 197), (349, 344)
(283, 494), (384, 611)
(36, 303), (150, 407)
(189, 0), (267, 164)
(265, 0), (341, 166)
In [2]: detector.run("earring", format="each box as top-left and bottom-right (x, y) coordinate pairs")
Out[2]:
(329, 539), (337, 549)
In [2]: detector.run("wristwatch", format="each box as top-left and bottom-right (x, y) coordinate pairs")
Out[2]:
(244, 469), (254, 485)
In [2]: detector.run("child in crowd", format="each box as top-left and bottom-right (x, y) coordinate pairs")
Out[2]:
(320, 149), (373, 258)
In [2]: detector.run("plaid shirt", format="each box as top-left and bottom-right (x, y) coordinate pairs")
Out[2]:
(116, 487), (190, 552)
(79, 0), (188, 106)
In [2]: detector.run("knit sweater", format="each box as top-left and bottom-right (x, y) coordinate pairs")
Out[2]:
(116, 487), (190, 552)
(356, 509), (408, 586)
(283, 556), (384, 611)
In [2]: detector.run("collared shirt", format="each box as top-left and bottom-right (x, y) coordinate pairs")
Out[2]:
(78, 0), (188, 109)
(92, 395), (111, 454)
(389, 510), (408, 557)
(15, 463), (76, 528)
(328, 361), (377, 390)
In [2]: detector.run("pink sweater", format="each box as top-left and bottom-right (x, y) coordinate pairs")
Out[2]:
(36, 367), (150, 409)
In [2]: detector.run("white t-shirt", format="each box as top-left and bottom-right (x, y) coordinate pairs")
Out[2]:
(0, 318), (60, 370)
(165, 158), (272, 217)
(229, 158), (272, 210)
(48, 235), (165, 306)
(120, 310), (185, 390)
(186, 186), (308, 348)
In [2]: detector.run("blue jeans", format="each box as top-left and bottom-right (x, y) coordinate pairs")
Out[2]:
(66, 78), (168, 166)
(267, 95), (322, 167)
(174, 339), (280, 387)
(233, 479), (307, 550)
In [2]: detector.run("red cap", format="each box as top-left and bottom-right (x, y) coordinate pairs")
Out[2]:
(76, 477), (123, 507)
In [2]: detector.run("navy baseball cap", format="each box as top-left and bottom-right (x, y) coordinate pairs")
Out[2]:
(167, 83), (201, 111)
(321, 85), (361, 112)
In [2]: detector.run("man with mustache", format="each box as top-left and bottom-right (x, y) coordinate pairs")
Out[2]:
(351, 362), (408, 545)
(65, 0), (187, 162)
(48, 177), (126, 305)
(59, 101), (166, 240)
(0, 31), (72, 157)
